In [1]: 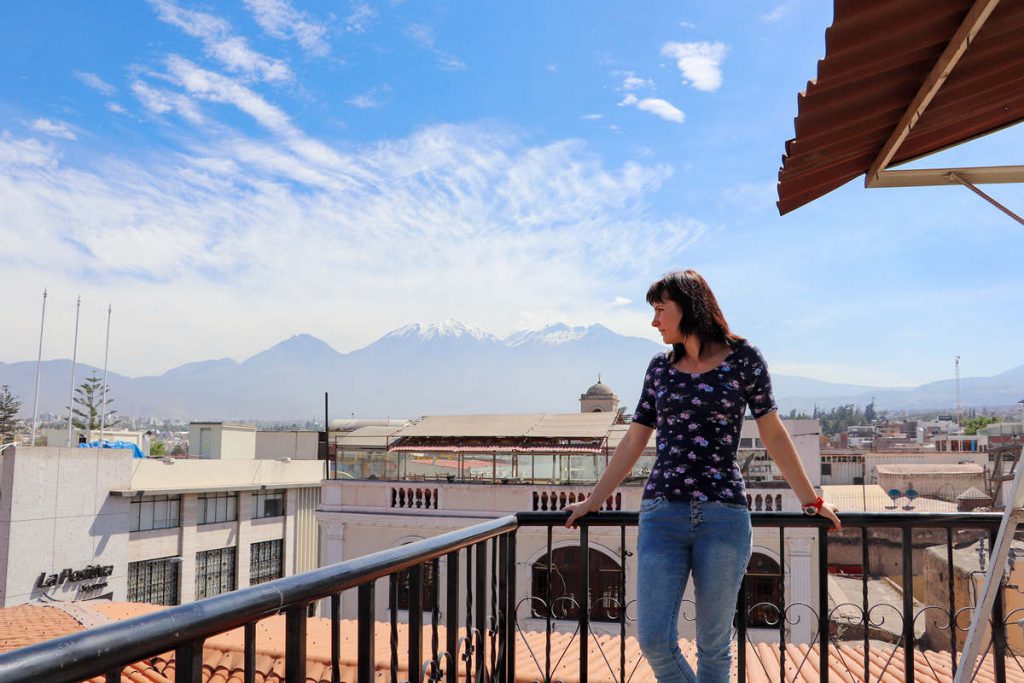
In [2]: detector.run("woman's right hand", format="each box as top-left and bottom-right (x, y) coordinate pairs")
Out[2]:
(564, 499), (598, 528)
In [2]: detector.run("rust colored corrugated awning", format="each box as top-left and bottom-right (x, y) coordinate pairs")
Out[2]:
(777, 0), (1024, 215)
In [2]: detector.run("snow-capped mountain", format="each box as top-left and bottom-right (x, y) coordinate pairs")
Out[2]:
(2, 320), (1021, 420)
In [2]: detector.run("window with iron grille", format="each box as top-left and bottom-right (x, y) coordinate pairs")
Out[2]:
(396, 561), (437, 611)
(130, 495), (181, 532)
(197, 492), (238, 525)
(127, 557), (179, 606)
(252, 489), (285, 519)
(743, 553), (783, 628)
(250, 539), (283, 585)
(195, 546), (236, 599)
(531, 547), (623, 623)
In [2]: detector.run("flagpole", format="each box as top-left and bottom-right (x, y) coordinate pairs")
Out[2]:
(29, 289), (47, 447)
(66, 296), (81, 448)
(99, 304), (111, 442)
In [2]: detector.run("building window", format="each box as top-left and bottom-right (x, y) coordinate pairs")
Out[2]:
(821, 463), (832, 476)
(200, 428), (212, 457)
(740, 438), (753, 448)
(198, 492), (238, 525)
(395, 561), (437, 611)
(531, 547), (623, 623)
(250, 539), (284, 585)
(196, 547), (236, 599)
(130, 495), (181, 532)
(128, 556), (179, 606)
(252, 489), (286, 519)
(744, 553), (783, 628)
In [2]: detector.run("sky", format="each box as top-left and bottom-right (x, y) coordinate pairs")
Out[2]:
(2, 1), (1022, 388)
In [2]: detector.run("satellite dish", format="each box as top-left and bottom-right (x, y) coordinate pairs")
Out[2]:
(905, 489), (919, 500)
(887, 488), (902, 501)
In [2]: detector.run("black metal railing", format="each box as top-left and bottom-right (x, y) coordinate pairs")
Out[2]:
(0, 511), (1014, 683)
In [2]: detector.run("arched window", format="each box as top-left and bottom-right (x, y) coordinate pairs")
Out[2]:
(744, 553), (782, 628)
(531, 547), (623, 622)
(393, 541), (437, 611)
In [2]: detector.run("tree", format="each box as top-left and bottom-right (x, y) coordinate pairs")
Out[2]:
(0, 385), (21, 443)
(70, 374), (121, 431)
(963, 415), (1000, 435)
(864, 400), (877, 424)
(150, 440), (167, 456)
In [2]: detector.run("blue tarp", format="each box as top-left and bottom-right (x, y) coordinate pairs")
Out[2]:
(79, 440), (146, 458)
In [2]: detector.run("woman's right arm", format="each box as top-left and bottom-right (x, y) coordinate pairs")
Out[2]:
(564, 421), (654, 528)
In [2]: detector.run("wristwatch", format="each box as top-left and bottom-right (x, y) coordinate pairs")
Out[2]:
(802, 496), (825, 516)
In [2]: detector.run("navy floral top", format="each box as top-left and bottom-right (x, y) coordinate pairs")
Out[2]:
(632, 339), (777, 506)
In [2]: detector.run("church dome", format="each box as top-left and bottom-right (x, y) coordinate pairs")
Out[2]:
(584, 381), (614, 397)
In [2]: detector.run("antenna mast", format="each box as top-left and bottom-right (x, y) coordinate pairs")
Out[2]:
(955, 355), (962, 433)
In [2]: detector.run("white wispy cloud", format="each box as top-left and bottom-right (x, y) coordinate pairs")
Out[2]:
(132, 79), (205, 124)
(345, 2), (376, 33)
(107, 102), (128, 114)
(74, 71), (117, 96)
(405, 24), (466, 71)
(611, 296), (631, 306)
(29, 118), (77, 140)
(618, 70), (653, 91)
(580, 114), (603, 121)
(660, 41), (728, 92)
(243, 0), (330, 56)
(679, 21), (696, 29)
(148, 0), (292, 83)
(618, 94), (685, 124)
(347, 84), (391, 109)
(0, 121), (701, 373)
(761, 4), (792, 22)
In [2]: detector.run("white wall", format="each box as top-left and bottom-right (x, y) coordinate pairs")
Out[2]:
(255, 431), (319, 460)
(0, 447), (132, 606)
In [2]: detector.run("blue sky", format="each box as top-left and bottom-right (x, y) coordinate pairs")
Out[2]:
(2, 0), (1022, 387)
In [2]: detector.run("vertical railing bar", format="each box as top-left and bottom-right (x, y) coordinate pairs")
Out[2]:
(409, 564), (424, 683)
(947, 527), (957, 678)
(545, 525), (552, 683)
(490, 536), (498, 680)
(861, 526), (870, 683)
(391, 574), (400, 683)
(245, 621), (257, 683)
(779, 525), (787, 681)
(818, 525), (829, 683)
(330, 595), (341, 683)
(902, 525), (915, 683)
(466, 544), (474, 683)
(497, 533), (508, 683)
(446, 550), (460, 683)
(506, 531), (517, 683)
(174, 638), (204, 683)
(737, 549), (748, 683)
(620, 525), (627, 683)
(991, 527), (1007, 683)
(475, 540), (488, 683)
(579, 524), (590, 683)
(285, 603), (308, 683)
(432, 557), (441, 666)
(358, 582), (376, 683)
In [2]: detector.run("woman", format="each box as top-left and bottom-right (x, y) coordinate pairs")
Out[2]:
(564, 269), (840, 683)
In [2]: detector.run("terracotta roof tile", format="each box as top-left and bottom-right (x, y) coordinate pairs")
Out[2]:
(2, 602), (1023, 682)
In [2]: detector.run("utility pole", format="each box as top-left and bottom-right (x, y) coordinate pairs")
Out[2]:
(65, 296), (81, 447)
(30, 289), (47, 447)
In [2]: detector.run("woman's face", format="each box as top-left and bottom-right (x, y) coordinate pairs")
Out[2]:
(651, 295), (684, 344)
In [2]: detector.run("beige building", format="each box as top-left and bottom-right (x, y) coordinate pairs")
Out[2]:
(318, 413), (823, 644)
(188, 422), (257, 459)
(873, 463), (987, 502)
(0, 429), (323, 608)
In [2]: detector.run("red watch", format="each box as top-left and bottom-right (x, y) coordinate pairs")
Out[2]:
(802, 496), (825, 516)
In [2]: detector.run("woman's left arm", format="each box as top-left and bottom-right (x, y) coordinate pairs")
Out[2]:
(756, 411), (842, 530)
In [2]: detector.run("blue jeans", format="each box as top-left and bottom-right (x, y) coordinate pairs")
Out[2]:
(636, 498), (752, 683)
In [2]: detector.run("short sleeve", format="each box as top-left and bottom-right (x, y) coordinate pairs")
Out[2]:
(742, 344), (778, 419)
(631, 355), (661, 428)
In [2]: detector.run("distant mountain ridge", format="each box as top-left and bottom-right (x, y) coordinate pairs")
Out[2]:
(1, 322), (1020, 420)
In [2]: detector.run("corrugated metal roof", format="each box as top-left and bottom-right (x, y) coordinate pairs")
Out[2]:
(777, 0), (1024, 214)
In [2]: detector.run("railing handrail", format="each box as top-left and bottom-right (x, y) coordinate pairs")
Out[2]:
(0, 514), (518, 683)
(517, 510), (1005, 529)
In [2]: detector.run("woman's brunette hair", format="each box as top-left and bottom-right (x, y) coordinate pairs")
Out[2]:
(645, 269), (743, 362)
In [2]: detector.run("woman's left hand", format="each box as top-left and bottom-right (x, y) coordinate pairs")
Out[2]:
(818, 502), (841, 531)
